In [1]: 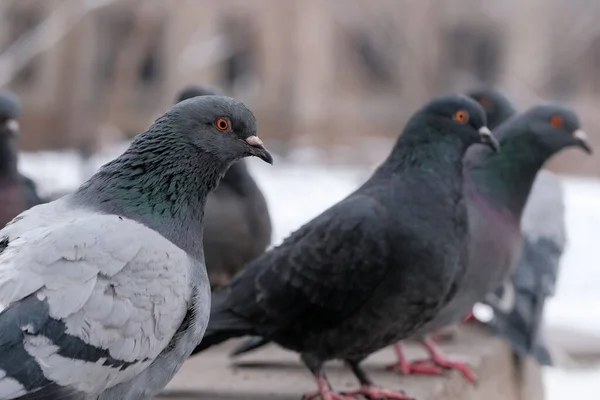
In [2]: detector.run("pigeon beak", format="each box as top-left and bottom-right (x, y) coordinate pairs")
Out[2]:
(573, 129), (593, 154)
(245, 136), (273, 165)
(478, 126), (500, 152)
(2, 119), (19, 137)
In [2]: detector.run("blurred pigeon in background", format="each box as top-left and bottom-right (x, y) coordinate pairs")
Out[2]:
(468, 88), (568, 365)
(0, 90), (44, 228)
(0, 95), (272, 399)
(190, 94), (498, 400)
(386, 102), (592, 383)
(467, 87), (516, 130)
(482, 171), (566, 365)
(176, 85), (272, 289)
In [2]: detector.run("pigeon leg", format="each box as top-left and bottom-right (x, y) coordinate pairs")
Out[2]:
(462, 310), (475, 322)
(344, 360), (414, 400)
(386, 342), (444, 375)
(409, 336), (477, 384)
(302, 375), (353, 400)
(301, 355), (353, 400)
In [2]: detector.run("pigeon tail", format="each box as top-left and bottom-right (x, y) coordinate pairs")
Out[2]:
(191, 291), (256, 355)
(230, 336), (270, 357)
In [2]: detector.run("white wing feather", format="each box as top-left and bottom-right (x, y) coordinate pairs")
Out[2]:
(521, 170), (566, 248)
(0, 200), (193, 395)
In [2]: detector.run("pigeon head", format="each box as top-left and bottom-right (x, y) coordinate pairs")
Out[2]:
(73, 96), (271, 258)
(411, 94), (499, 152)
(466, 87), (516, 130)
(167, 95), (273, 165)
(176, 84), (225, 102)
(0, 90), (21, 139)
(174, 85), (253, 183)
(518, 104), (592, 155)
(466, 104), (591, 218)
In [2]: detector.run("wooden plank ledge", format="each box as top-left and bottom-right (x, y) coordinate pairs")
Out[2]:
(156, 324), (544, 400)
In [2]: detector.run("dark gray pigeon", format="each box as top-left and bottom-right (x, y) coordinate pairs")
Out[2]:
(189, 94), (498, 400)
(467, 87), (516, 130)
(386, 102), (591, 383)
(231, 89), (590, 377)
(0, 90), (44, 228)
(0, 95), (272, 399)
(482, 170), (566, 365)
(176, 85), (272, 289)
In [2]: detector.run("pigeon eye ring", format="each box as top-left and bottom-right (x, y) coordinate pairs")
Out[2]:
(215, 118), (230, 131)
(550, 115), (563, 128)
(453, 110), (469, 124)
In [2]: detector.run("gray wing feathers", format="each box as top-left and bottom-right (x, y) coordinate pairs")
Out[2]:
(520, 170), (566, 297)
(0, 201), (193, 398)
(484, 171), (566, 365)
(521, 170), (566, 256)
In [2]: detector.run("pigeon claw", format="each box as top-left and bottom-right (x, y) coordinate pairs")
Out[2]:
(427, 358), (476, 384)
(419, 337), (477, 384)
(303, 374), (354, 400)
(386, 359), (444, 376)
(387, 341), (477, 384)
(387, 343), (445, 376)
(342, 385), (414, 400)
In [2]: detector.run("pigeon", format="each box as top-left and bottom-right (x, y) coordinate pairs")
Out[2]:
(0, 95), (272, 400)
(229, 89), (518, 358)
(385, 102), (592, 383)
(467, 89), (566, 364)
(0, 90), (44, 228)
(482, 170), (566, 365)
(467, 87), (516, 130)
(176, 84), (226, 102)
(175, 85), (272, 289)
(190, 94), (498, 400)
(467, 89), (566, 365)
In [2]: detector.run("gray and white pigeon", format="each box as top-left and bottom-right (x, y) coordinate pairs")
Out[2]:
(481, 167), (566, 366)
(386, 102), (591, 382)
(176, 85), (272, 289)
(0, 90), (44, 228)
(189, 94), (498, 400)
(467, 89), (567, 365)
(0, 95), (272, 399)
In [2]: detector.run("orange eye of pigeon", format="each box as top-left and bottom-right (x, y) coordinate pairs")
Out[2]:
(550, 115), (563, 128)
(215, 118), (230, 131)
(453, 110), (469, 124)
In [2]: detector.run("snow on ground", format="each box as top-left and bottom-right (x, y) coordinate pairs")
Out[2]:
(546, 178), (600, 336)
(17, 146), (600, 398)
(544, 366), (600, 398)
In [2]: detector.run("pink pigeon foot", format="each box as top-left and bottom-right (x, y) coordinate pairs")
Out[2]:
(302, 375), (354, 400)
(462, 310), (475, 322)
(387, 338), (477, 384)
(386, 343), (444, 375)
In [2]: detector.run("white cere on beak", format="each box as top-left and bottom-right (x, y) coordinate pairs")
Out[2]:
(478, 126), (492, 136)
(574, 129), (588, 141)
(6, 119), (19, 133)
(245, 136), (264, 147)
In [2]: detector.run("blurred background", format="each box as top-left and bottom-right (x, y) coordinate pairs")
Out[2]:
(1, 0), (599, 398)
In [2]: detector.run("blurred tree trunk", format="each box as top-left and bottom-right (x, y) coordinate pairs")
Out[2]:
(0, 0), (122, 87)
(103, 0), (163, 131)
